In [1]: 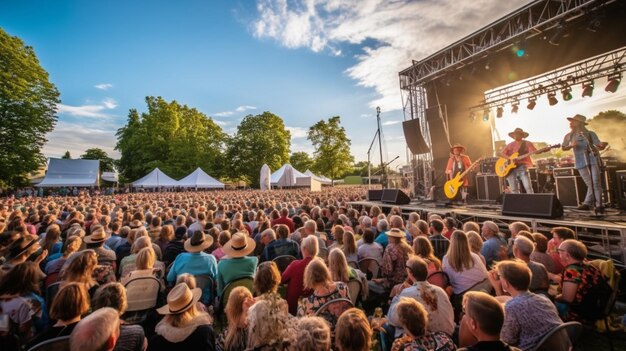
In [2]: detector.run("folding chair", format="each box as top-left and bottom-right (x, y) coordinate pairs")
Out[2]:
(26, 335), (70, 351)
(426, 270), (450, 291)
(273, 255), (297, 273)
(193, 274), (216, 305)
(346, 279), (362, 305)
(123, 276), (162, 324)
(358, 258), (381, 279)
(531, 321), (582, 351)
(315, 297), (354, 331)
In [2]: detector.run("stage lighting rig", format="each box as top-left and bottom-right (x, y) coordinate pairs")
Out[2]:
(547, 92), (558, 106)
(496, 106), (504, 118)
(605, 74), (621, 93)
(561, 86), (572, 101)
(482, 109), (490, 122)
(511, 102), (519, 114)
(581, 81), (594, 97)
(527, 97), (537, 110)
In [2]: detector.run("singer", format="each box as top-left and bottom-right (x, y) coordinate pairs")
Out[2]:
(562, 114), (608, 212)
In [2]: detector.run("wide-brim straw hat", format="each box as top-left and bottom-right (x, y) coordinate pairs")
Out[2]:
(222, 232), (256, 257)
(385, 228), (406, 238)
(183, 230), (214, 253)
(450, 143), (466, 152)
(83, 227), (108, 244)
(508, 128), (529, 139)
(567, 114), (588, 125)
(157, 283), (202, 315)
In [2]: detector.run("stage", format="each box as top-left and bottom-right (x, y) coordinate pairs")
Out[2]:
(349, 199), (626, 269)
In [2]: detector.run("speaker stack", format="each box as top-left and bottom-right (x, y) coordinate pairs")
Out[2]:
(554, 167), (586, 207)
(501, 193), (564, 219)
(381, 189), (411, 205)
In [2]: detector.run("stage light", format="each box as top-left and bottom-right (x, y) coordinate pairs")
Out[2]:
(581, 81), (594, 97)
(547, 92), (558, 106)
(511, 102), (519, 114)
(527, 97), (536, 110)
(482, 109), (490, 122)
(469, 111), (476, 122)
(496, 106), (504, 118)
(513, 40), (526, 58)
(605, 74), (621, 93)
(561, 86), (572, 101)
(484, 62), (491, 71)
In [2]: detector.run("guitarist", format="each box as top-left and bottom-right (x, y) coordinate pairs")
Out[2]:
(445, 143), (472, 202)
(500, 128), (536, 194)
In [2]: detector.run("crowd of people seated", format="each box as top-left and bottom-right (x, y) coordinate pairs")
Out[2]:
(0, 187), (618, 351)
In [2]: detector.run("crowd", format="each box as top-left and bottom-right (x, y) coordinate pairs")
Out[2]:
(0, 186), (617, 351)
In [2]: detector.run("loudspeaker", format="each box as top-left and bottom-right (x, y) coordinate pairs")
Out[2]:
(555, 176), (586, 207)
(367, 190), (383, 201)
(501, 193), (564, 219)
(615, 170), (626, 210)
(402, 119), (430, 155)
(425, 105), (449, 185)
(476, 174), (502, 201)
(381, 189), (411, 205)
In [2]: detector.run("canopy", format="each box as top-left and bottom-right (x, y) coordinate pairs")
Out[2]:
(37, 158), (100, 187)
(178, 168), (224, 189)
(270, 164), (310, 187)
(260, 164), (271, 191)
(132, 168), (179, 188)
(304, 169), (332, 185)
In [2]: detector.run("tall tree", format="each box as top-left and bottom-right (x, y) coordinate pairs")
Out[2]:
(289, 152), (314, 172)
(588, 110), (626, 153)
(62, 151), (72, 159)
(115, 97), (227, 182)
(225, 112), (291, 187)
(0, 28), (60, 188)
(80, 148), (115, 173)
(308, 116), (354, 183)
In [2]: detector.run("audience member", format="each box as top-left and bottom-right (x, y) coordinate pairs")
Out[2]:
(70, 307), (120, 351)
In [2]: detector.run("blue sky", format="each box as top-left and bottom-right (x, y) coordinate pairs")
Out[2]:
(1, 0), (624, 168)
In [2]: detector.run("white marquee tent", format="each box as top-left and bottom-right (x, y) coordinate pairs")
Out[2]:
(132, 168), (179, 188)
(37, 158), (100, 187)
(270, 164), (321, 190)
(178, 168), (224, 189)
(304, 169), (332, 185)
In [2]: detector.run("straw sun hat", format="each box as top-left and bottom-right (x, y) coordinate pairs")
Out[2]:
(222, 232), (256, 257)
(157, 283), (202, 315)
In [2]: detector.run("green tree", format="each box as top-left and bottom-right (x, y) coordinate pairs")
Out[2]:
(62, 151), (72, 159)
(115, 97), (227, 182)
(588, 110), (626, 152)
(80, 148), (115, 173)
(0, 29), (60, 188)
(308, 116), (354, 183)
(289, 152), (314, 172)
(226, 112), (291, 187)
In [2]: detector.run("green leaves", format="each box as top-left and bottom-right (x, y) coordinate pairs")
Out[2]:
(307, 116), (354, 183)
(0, 28), (60, 188)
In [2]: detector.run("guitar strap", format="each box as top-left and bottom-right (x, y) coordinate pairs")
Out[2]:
(518, 140), (527, 155)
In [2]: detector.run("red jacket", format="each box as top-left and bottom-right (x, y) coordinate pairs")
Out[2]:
(281, 256), (313, 315)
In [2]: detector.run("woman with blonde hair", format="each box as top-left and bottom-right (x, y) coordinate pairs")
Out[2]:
(40, 223), (62, 258)
(120, 236), (164, 276)
(390, 297), (456, 351)
(121, 247), (164, 286)
(149, 283), (215, 349)
(442, 230), (489, 295)
(62, 249), (99, 296)
(412, 236), (442, 271)
(288, 316), (331, 351)
(466, 231), (487, 267)
(342, 231), (358, 264)
(216, 286), (254, 351)
(45, 235), (82, 279)
(298, 257), (349, 323)
(155, 224), (174, 253)
(328, 225), (345, 251)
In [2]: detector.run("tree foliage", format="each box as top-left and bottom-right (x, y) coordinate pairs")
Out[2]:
(308, 116), (354, 182)
(225, 112), (291, 187)
(0, 28), (60, 188)
(289, 152), (314, 172)
(80, 148), (115, 173)
(115, 97), (227, 182)
(588, 110), (626, 153)
(62, 151), (71, 159)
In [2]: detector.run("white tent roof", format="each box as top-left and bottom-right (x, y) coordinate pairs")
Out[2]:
(304, 169), (332, 184)
(37, 158), (99, 187)
(132, 168), (179, 187)
(270, 164), (310, 187)
(178, 168), (224, 188)
(260, 164), (271, 191)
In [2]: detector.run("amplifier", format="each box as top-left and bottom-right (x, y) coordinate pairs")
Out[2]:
(480, 157), (498, 174)
(555, 176), (586, 207)
(476, 174), (502, 201)
(553, 167), (579, 177)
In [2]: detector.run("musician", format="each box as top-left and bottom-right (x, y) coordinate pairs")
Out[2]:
(562, 114), (607, 212)
(445, 144), (472, 201)
(500, 128), (536, 194)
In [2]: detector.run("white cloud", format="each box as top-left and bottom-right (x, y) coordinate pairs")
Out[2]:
(213, 119), (230, 126)
(360, 113), (372, 118)
(253, 0), (530, 111)
(42, 121), (119, 159)
(286, 126), (308, 138)
(382, 120), (401, 126)
(57, 98), (118, 118)
(214, 105), (257, 117)
(94, 83), (113, 90)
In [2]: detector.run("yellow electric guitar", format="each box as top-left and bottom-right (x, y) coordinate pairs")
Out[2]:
(495, 144), (561, 177)
(444, 158), (482, 199)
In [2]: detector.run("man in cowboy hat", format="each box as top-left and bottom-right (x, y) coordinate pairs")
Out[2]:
(562, 114), (608, 211)
(500, 127), (537, 194)
(446, 143), (473, 202)
(167, 230), (217, 303)
(84, 225), (116, 263)
(216, 232), (258, 293)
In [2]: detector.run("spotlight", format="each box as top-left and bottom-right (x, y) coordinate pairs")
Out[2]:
(561, 86), (572, 101)
(482, 109), (490, 122)
(484, 62), (491, 71)
(469, 111), (476, 122)
(548, 92), (558, 106)
(605, 74), (621, 93)
(496, 106), (504, 118)
(527, 97), (537, 110)
(582, 81), (594, 97)
(513, 40), (526, 58)
(511, 102), (519, 114)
